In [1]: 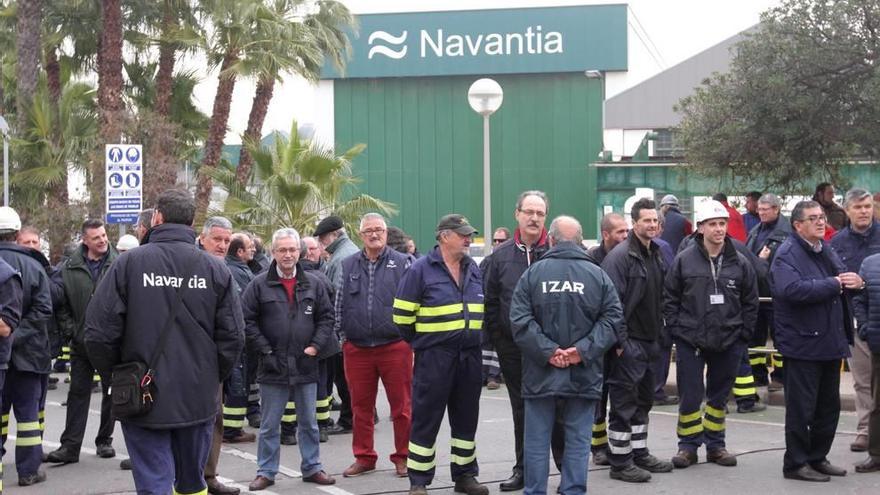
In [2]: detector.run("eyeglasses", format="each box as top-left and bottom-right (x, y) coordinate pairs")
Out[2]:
(492, 238), (506, 244)
(359, 228), (386, 236)
(518, 208), (547, 218)
(801, 214), (827, 224)
(274, 247), (299, 255)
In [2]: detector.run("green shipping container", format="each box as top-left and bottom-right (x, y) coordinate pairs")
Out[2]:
(334, 73), (604, 251)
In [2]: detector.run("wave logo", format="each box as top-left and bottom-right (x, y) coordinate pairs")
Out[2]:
(368, 30), (408, 59)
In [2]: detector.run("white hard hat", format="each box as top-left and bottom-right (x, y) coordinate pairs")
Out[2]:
(695, 200), (730, 224)
(0, 206), (21, 233)
(116, 234), (139, 252)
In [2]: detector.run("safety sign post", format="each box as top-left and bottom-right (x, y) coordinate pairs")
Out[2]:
(105, 144), (143, 224)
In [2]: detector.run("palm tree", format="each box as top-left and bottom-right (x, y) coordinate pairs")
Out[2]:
(14, 80), (97, 261)
(194, 0), (263, 220)
(93, 0), (124, 216)
(125, 60), (209, 205)
(206, 119), (396, 241)
(15, 0), (43, 129)
(233, 0), (354, 186)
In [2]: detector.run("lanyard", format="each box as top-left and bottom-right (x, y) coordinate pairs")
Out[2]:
(708, 254), (724, 294)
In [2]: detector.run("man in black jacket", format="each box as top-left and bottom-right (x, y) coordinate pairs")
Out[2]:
(337, 213), (413, 478)
(84, 189), (245, 495)
(0, 206), (53, 486)
(222, 232), (257, 443)
(243, 228), (337, 491)
(601, 198), (674, 483)
(47, 219), (120, 464)
(510, 215), (621, 495)
(745, 193), (791, 390)
(664, 200), (759, 469)
(481, 190), (551, 491)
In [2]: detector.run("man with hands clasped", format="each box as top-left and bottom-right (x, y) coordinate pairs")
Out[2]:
(510, 215), (621, 495)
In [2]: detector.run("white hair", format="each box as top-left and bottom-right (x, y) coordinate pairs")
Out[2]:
(272, 228), (300, 247)
(359, 213), (386, 231)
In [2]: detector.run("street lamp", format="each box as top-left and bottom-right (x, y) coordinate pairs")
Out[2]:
(0, 115), (9, 207)
(467, 78), (503, 256)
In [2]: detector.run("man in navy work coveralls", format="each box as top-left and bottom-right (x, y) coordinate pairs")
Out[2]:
(393, 214), (489, 495)
(84, 189), (245, 495)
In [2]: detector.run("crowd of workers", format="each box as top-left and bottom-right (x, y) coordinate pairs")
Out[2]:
(0, 182), (877, 495)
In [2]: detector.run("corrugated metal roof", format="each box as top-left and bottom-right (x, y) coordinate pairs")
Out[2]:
(605, 27), (755, 130)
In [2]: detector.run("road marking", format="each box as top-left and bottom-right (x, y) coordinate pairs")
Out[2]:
(649, 410), (858, 435)
(318, 485), (357, 495)
(217, 476), (280, 495)
(47, 400), (102, 416)
(222, 446), (302, 478)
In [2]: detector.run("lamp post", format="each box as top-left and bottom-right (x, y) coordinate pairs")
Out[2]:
(467, 78), (503, 256)
(0, 115), (9, 207)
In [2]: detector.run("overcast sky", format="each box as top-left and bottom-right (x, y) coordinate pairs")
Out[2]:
(190, 0), (782, 144)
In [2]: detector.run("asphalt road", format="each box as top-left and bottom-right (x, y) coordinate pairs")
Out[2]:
(3, 373), (880, 494)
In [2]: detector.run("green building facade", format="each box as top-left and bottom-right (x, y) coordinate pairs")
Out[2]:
(323, 5), (627, 250)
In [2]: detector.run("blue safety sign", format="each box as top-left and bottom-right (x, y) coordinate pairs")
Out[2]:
(106, 144), (143, 224)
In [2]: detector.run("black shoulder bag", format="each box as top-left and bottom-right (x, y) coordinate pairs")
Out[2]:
(110, 249), (201, 420)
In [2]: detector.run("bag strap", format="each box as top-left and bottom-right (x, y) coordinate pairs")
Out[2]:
(144, 247), (203, 380)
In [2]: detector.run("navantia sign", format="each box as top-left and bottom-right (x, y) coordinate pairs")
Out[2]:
(323, 4), (627, 79)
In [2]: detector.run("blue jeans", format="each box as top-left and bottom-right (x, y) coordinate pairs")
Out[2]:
(524, 397), (596, 495)
(258, 382), (322, 479)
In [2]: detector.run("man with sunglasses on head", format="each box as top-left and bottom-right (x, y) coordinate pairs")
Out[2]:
(482, 191), (554, 491)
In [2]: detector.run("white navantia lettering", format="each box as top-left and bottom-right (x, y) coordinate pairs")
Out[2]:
(419, 27), (564, 58)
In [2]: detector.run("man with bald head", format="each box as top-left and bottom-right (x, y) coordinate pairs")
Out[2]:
(510, 215), (622, 495)
(589, 213), (628, 265)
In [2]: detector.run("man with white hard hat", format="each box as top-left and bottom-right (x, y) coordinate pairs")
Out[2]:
(0, 206), (53, 485)
(663, 200), (760, 469)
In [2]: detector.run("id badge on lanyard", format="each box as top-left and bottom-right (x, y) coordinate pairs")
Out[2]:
(709, 255), (725, 305)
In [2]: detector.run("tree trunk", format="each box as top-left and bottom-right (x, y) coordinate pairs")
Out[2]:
(145, 5), (179, 206)
(154, 6), (176, 117)
(194, 50), (238, 221)
(46, 47), (69, 263)
(93, 0), (125, 217)
(235, 76), (275, 186)
(15, 0), (42, 131)
(144, 117), (179, 208)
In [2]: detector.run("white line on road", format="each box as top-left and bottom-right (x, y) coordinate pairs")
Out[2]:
(221, 446), (302, 478)
(649, 409), (858, 435)
(47, 400), (102, 416)
(217, 476), (281, 495)
(318, 485), (357, 495)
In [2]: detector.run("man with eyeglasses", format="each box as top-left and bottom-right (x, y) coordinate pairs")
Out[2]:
(771, 200), (861, 482)
(336, 213), (413, 479)
(482, 191), (553, 491)
(393, 214), (489, 495)
(243, 228), (337, 490)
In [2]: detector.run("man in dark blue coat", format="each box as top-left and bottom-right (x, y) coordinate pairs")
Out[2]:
(771, 200), (862, 482)
(84, 189), (245, 495)
(510, 216), (621, 495)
